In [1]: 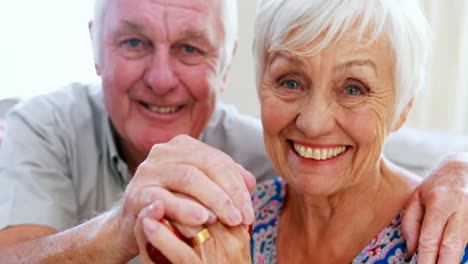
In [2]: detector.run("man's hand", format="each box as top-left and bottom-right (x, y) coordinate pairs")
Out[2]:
(112, 135), (256, 257)
(402, 153), (468, 263)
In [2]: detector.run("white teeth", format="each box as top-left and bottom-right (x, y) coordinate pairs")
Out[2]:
(327, 148), (334, 158)
(305, 147), (313, 158)
(293, 143), (347, 160)
(147, 105), (180, 114)
(313, 149), (321, 160)
(321, 149), (328, 160)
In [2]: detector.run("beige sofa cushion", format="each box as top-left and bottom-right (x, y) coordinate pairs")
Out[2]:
(384, 126), (468, 177)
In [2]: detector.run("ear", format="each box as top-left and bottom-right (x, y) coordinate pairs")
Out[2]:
(88, 20), (101, 76)
(220, 41), (238, 92)
(391, 97), (414, 132)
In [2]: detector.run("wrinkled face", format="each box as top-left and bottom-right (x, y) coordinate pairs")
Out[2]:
(93, 0), (227, 161)
(260, 32), (406, 196)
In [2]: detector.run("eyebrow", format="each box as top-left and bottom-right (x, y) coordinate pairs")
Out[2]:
(118, 21), (207, 40)
(335, 59), (378, 77)
(178, 29), (215, 46)
(269, 52), (305, 67)
(179, 29), (207, 41)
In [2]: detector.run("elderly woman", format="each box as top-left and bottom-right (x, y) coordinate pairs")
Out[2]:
(249, 0), (468, 263)
(136, 0), (468, 263)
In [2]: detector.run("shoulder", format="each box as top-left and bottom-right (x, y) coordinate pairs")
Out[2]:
(8, 83), (105, 131)
(2, 82), (108, 160)
(11, 83), (102, 116)
(354, 212), (415, 263)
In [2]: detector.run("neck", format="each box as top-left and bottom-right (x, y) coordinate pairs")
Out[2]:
(117, 137), (145, 176)
(277, 157), (420, 263)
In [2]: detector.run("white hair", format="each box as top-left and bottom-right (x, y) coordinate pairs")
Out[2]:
(253, 0), (431, 118)
(91, 0), (238, 74)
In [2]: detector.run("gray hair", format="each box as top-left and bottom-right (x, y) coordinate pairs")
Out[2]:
(91, 0), (238, 74)
(253, 0), (431, 119)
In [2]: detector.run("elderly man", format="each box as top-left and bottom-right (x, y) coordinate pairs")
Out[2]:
(0, 0), (466, 263)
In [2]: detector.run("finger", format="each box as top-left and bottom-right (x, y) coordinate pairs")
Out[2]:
(138, 200), (166, 222)
(158, 163), (244, 226)
(139, 186), (215, 226)
(170, 192), (217, 224)
(154, 136), (254, 225)
(205, 222), (251, 263)
(437, 213), (467, 263)
(171, 221), (205, 239)
(235, 164), (257, 225)
(417, 202), (449, 264)
(208, 221), (250, 246)
(135, 220), (154, 264)
(143, 217), (202, 264)
(402, 191), (424, 255)
(134, 201), (165, 264)
(236, 163), (257, 192)
(197, 159), (254, 226)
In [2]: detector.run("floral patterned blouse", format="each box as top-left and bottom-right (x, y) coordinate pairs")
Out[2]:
(251, 177), (468, 263)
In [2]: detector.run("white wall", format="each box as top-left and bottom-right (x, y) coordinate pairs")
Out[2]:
(221, 1), (260, 117)
(0, 0), (98, 99)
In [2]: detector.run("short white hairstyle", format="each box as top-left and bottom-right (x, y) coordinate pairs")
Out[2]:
(91, 0), (238, 74)
(253, 0), (431, 118)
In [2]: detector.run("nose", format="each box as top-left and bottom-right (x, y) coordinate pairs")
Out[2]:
(296, 91), (336, 137)
(144, 47), (179, 94)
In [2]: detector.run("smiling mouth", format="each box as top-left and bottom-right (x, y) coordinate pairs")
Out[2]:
(292, 142), (348, 160)
(141, 102), (183, 114)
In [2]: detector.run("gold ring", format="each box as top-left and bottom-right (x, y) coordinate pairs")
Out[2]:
(190, 228), (211, 246)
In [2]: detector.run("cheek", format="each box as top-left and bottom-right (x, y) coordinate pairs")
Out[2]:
(261, 94), (297, 168)
(177, 64), (220, 99)
(341, 104), (388, 156)
(261, 95), (285, 136)
(100, 54), (146, 94)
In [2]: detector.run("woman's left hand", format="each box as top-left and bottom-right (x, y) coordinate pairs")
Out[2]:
(402, 152), (468, 264)
(134, 200), (252, 264)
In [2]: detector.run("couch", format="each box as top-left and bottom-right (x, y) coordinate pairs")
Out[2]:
(0, 98), (467, 177)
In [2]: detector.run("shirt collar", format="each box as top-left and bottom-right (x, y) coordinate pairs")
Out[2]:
(104, 115), (131, 187)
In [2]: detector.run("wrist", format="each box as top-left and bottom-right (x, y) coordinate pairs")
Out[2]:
(91, 209), (137, 263)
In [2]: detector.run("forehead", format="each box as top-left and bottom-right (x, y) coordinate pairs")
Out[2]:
(101, 0), (224, 39)
(103, 0), (220, 16)
(272, 29), (393, 70)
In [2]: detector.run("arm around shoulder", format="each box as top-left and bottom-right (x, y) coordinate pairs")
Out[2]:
(402, 152), (468, 263)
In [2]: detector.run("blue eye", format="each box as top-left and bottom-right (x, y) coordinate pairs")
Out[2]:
(282, 80), (300, 90)
(125, 38), (143, 48)
(182, 45), (197, 53)
(343, 85), (362, 96)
